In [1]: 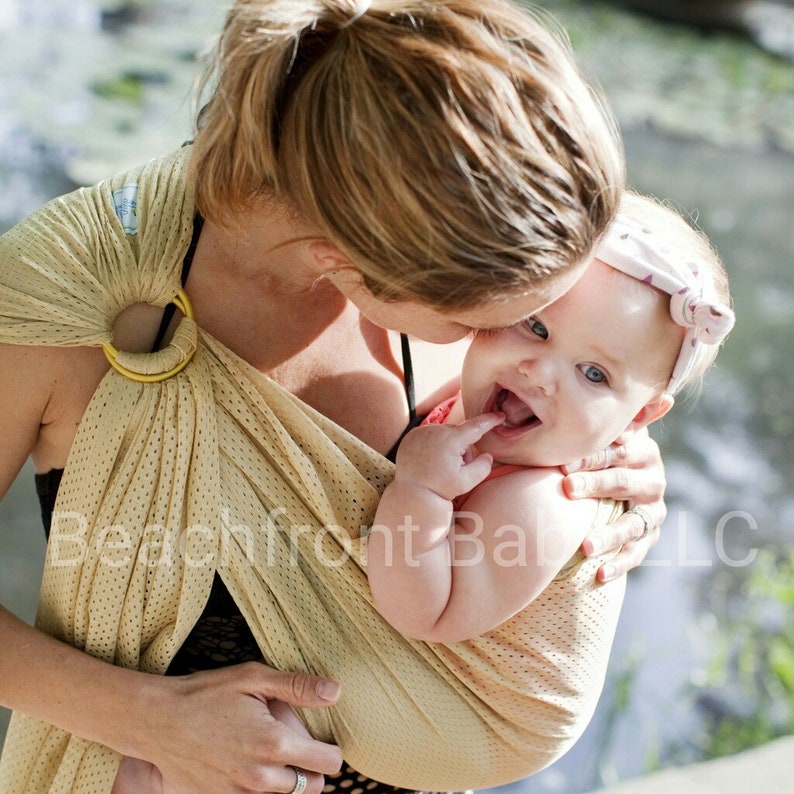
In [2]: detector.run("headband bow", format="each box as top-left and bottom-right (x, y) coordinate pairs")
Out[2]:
(596, 213), (735, 393)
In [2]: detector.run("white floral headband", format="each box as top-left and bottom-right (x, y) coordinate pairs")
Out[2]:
(596, 213), (735, 393)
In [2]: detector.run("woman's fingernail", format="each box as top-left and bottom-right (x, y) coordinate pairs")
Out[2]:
(587, 535), (603, 555)
(317, 680), (342, 701)
(600, 565), (616, 582)
(568, 474), (585, 496)
(565, 459), (584, 473)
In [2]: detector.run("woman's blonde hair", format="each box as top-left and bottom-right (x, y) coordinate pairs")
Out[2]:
(619, 190), (733, 394)
(189, 0), (625, 309)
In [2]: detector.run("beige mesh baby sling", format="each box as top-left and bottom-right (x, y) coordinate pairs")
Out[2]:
(0, 148), (625, 793)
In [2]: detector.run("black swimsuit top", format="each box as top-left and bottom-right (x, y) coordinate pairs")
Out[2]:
(34, 214), (424, 676)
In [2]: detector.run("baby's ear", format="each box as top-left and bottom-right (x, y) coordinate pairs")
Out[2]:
(627, 395), (675, 433)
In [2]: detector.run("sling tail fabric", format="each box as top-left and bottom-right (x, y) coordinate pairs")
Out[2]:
(0, 148), (626, 793)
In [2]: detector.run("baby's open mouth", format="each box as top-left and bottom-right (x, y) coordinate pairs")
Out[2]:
(494, 387), (541, 429)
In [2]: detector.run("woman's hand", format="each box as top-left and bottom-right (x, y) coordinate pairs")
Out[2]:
(115, 662), (343, 794)
(561, 427), (666, 583)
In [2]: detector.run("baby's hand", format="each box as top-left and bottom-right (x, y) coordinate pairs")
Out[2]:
(393, 412), (503, 500)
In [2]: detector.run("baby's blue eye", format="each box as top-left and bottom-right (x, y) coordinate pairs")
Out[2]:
(581, 364), (607, 384)
(526, 318), (548, 339)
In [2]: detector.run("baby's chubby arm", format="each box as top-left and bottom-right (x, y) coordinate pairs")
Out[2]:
(367, 414), (599, 643)
(367, 413), (503, 641)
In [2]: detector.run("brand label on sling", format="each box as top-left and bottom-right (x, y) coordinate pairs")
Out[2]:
(112, 182), (139, 234)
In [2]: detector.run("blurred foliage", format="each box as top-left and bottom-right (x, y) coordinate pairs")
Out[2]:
(669, 547), (794, 762)
(590, 646), (649, 788)
(0, 0), (219, 186)
(92, 74), (146, 104)
(531, 0), (794, 152)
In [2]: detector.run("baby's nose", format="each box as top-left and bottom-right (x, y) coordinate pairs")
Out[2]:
(517, 356), (557, 394)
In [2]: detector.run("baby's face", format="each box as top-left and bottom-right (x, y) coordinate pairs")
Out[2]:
(460, 259), (683, 468)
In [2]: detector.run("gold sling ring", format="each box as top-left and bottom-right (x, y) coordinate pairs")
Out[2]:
(102, 289), (196, 383)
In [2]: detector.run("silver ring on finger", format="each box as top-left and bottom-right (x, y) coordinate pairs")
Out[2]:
(601, 445), (614, 470)
(289, 766), (308, 794)
(626, 505), (654, 541)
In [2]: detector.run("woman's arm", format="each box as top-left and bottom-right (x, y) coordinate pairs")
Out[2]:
(0, 608), (342, 793)
(0, 343), (343, 794)
(562, 427), (666, 582)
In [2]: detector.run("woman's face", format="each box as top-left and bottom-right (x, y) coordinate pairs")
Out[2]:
(331, 262), (589, 344)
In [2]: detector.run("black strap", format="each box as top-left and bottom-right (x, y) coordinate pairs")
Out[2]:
(151, 214), (204, 352)
(384, 333), (424, 462)
(400, 332), (416, 421)
(35, 468), (65, 538)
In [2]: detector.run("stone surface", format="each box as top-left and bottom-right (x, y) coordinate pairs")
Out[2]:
(588, 735), (794, 792)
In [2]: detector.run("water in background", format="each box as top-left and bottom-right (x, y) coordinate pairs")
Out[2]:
(1, 2), (792, 791)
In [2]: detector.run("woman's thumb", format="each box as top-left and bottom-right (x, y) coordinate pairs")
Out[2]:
(255, 668), (342, 707)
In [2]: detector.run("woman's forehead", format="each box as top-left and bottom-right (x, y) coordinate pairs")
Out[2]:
(450, 263), (589, 331)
